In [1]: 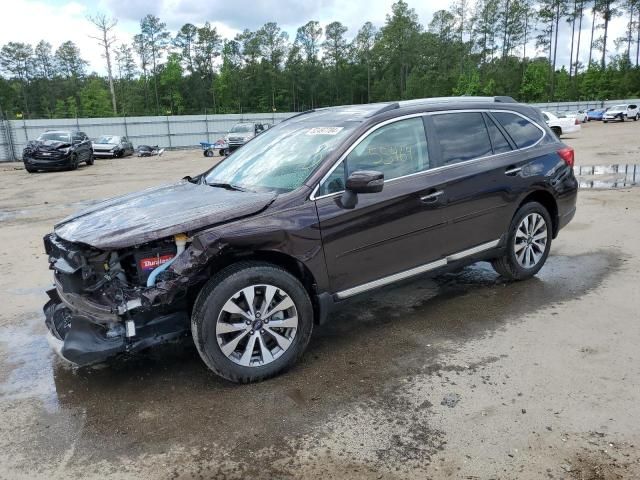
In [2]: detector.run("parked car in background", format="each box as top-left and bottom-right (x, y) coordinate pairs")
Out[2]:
(586, 108), (606, 121)
(542, 111), (581, 137)
(603, 104), (639, 122)
(23, 130), (94, 173)
(42, 96), (577, 383)
(561, 110), (587, 123)
(92, 135), (134, 158)
(224, 122), (269, 152)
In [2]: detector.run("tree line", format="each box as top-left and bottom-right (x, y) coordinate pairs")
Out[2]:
(1, 0), (640, 119)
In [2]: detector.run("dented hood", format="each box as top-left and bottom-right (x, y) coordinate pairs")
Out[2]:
(54, 180), (276, 250)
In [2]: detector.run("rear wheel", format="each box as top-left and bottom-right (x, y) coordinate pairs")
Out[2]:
(86, 154), (94, 165)
(191, 262), (313, 383)
(491, 202), (552, 281)
(551, 126), (562, 137)
(634, 114), (638, 121)
(204, 149), (214, 157)
(25, 166), (36, 173)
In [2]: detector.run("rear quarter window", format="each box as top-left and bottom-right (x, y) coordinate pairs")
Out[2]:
(492, 112), (544, 149)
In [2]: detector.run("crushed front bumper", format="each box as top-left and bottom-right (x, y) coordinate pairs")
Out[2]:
(44, 267), (189, 366)
(23, 154), (73, 170)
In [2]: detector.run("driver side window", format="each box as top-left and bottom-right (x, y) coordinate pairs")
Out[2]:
(317, 117), (429, 196)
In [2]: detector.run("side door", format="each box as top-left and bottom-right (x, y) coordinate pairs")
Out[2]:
(314, 116), (452, 295)
(423, 110), (546, 257)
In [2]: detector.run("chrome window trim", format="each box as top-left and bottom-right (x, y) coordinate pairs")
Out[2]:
(310, 108), (546, 201)
(335, 239), (500, 299)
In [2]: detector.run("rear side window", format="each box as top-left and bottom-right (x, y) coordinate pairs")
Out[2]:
(484, 115), (512, 154)
(431, 112), (492, 165)
(492, 112), (543, 149)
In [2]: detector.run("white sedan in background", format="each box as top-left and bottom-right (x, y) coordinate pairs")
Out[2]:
(560, 110), (588, 123)
(542, 111), (581, 138)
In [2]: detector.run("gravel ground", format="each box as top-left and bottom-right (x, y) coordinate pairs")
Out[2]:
(0, 120), (639, 479)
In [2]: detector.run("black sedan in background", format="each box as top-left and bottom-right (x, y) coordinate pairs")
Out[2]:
(92, 135), (135, 158)
(23, 130), (94, 172)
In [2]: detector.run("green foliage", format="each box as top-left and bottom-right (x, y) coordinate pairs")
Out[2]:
(79, 78), (112, 117)
(520, 60), (549, 101)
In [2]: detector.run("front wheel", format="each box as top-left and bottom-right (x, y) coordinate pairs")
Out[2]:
(69, 154), (78, 170)
(491, 202), (552, 281)
(204, 149), (214, 157)
(86, 154), (94, 165)
(191, 262), (313, 383)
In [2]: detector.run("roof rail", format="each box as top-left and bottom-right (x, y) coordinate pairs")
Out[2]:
(397, 96), (517, 108)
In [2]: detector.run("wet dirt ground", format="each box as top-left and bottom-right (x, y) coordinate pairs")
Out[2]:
(1, 121), (640, 479)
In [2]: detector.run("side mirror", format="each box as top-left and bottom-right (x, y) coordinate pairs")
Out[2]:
(346, 170), (384, 194)
(340, 170), (384, 209)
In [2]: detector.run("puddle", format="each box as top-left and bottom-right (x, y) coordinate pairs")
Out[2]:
(575, 164), (639, 189)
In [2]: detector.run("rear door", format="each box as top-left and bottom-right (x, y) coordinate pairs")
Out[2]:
(422, 110), (544, 256)
(315, 116), (452, 295)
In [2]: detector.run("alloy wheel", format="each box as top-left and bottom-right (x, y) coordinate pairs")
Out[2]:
(514, 213), (548, 269)
(215, 284), (298, 367)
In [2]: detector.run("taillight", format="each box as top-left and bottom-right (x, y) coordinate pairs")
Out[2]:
(558, 147), (574, 168)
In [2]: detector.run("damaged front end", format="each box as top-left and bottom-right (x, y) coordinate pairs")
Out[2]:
(43, 233), (193, 366)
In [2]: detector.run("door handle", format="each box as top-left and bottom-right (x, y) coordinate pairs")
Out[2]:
(505, 166), (522, 176)
(420, 190), (444, 203)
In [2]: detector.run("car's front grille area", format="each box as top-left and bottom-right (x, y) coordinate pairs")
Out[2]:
(31, 150), (65, 160)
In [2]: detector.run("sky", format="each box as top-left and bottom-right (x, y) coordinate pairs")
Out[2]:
(0, 0), (631, 75)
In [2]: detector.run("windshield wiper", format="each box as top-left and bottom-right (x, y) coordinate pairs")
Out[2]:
(207, 182), (248, 192)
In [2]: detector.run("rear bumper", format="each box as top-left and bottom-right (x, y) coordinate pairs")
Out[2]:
(558, 206), (576, 231)
(561, 124), (581, 134)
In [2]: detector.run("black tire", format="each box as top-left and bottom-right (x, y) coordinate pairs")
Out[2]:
(603, 120), (608, 123)
(204, 149), (214, 157)
(219, 149), (225, 156)
(491, 201), (552, 281)
(25, 166), (36, 173)
(69, 154), (78, 170)
(634, 114), (638, 121)
(551, 126), (562, 137)
(86, 154), (94, 165)
(191, 262), (313, 383)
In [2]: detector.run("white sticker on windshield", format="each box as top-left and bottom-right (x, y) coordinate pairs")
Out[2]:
(306, 127), (344, 135)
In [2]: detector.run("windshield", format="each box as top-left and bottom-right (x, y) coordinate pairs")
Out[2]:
(612, 105), (627, 110)
(205, 119), (358, 193)
(96, 135), (119, 144)
(37, 132), (71, 142)
(230, 124), (253, 133)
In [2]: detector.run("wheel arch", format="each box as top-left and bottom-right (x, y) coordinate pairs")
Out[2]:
(200, 249), (323, 324)
(517, 189), (559, 238)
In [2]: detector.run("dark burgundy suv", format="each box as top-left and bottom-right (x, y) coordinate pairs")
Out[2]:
(43, 96), (578, 382)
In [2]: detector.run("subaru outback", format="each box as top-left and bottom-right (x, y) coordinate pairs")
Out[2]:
(43, 96), (578, 382)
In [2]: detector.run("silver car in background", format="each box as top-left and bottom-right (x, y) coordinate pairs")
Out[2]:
(92, 135), (135, 158)
(224, 123), (269, 152)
